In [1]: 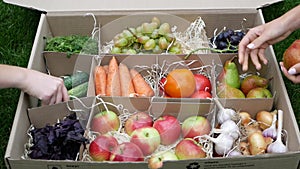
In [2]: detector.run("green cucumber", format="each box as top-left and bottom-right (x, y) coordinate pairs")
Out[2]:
(63, 71), (89, 90)
(68, 82), (88, 99)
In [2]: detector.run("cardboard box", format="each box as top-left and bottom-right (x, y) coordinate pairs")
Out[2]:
(4, 0), (300, 169)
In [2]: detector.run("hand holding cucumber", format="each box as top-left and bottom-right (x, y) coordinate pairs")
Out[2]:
(0, 64), (69, 105)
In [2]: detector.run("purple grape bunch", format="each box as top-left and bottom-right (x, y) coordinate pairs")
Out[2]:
(28, 113), (88, 160)
(211, 29), (245, 53)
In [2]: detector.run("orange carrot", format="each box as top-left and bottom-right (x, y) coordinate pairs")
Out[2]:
(119, 63), (135, 97)
(103, 65), (109, 74)
(106, 56), (121, 96)
(94, 66), (107, 96)
(130, 68), (154, 97)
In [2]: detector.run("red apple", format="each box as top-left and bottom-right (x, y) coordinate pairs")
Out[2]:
(194, 74), (211, 92)
(148, 151), (178, 169)
(130, 127), (161, 156)
(159, 77), (167, 91)
(89, 135), (119, 161)
(91, 110), (120, 134)
(110, 142), (144, 161)
(124, 112), (153, 136)
(190, 90), (212, 99)
(175, 138), (206, 160)
(153, 115), (181, 145)
(283, 39), (300, 69)
(182, 115), (211, 139)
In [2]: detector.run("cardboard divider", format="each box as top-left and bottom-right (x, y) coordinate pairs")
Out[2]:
(43, 52), (94, 76)
(150, 99), (214, 123)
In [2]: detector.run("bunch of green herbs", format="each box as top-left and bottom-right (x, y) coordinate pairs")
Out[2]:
(45, 35), (98, 57)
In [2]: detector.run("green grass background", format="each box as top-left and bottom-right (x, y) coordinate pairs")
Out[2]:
(0, 0), (299, 168)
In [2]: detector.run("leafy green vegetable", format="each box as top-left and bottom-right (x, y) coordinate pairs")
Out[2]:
(45, 35), (98, 57)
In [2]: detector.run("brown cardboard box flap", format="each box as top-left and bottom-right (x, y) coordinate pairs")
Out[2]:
(4, 0), (282, 13)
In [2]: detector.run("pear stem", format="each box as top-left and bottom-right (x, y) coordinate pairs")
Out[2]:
(228, 55), (237, 63)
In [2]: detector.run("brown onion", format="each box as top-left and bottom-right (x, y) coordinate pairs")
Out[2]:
(239, 111), (252, 126)
(256, 110), (274, 130)
(248, 131), (267, 155)
(239, 141), (250, 155)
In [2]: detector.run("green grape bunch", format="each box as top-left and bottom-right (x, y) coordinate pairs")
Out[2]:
(110, 17), (182, 54)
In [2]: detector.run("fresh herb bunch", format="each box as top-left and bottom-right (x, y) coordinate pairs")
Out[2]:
(45, 35), (98, 57)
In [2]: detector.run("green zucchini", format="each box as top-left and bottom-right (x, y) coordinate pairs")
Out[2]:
(67, 82), (88, 99)
(63, 71), (89, 90)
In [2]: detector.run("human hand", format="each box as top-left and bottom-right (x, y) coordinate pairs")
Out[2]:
(279, 62), (300, 84)
(22, 69), (69, 105)
(238, 20), (292, 71)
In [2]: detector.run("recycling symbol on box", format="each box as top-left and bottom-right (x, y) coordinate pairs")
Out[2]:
(186, 162), (200, 169)
(47, 165), (62, 169)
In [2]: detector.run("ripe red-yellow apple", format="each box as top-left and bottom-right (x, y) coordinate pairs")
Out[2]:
(89, 135), (118, 161)
(182, 115), (211, 139)
(148, 151), (178, 169)
(153, 115), (181, 145)
(110, 142), (144, 161)
(91, 110), (120, 134)
(130, 127), (161, 156)
(283, 39), (300, 69)
(175, 138), (206, 160)
(124, 112), (153, 136)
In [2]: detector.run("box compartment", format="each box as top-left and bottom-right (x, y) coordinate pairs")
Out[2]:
(213, 54), (275, 115)
(43, 52), (93, 77)
(88, 54), (156, 111)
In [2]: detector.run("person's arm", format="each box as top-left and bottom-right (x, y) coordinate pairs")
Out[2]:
(238, 5), (300, 71)
(0, 64), (69, 105)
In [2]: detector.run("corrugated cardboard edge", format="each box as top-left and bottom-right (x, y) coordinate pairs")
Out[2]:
(4, 92), (28, 169)
(4, 14), (47, 167)
(4, 0), (283, 13)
